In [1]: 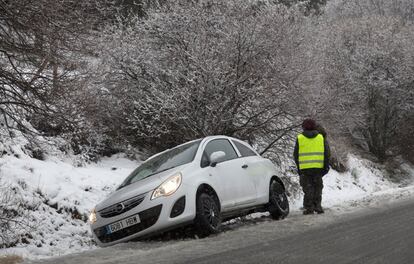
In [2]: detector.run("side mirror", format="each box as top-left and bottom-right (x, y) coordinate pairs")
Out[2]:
(209, 151), (226, 167)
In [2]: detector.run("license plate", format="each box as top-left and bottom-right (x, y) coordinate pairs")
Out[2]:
(106, 214), (141, 234)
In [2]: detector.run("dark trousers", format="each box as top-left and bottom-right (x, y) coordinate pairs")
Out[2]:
(299, 170), (324, 210)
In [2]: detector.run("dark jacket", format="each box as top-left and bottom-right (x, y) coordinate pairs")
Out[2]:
(293, 130), (330, 176)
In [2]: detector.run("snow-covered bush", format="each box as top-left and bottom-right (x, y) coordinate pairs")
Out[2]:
(318, 0), (414, 162)
(92, 1), (311, 155)
(0, 178), (35, 248)
(0, 0), (119, 161)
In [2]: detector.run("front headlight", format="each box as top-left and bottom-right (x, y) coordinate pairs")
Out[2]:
(89, 208), (97, 224)
(151, 173), (182, 200)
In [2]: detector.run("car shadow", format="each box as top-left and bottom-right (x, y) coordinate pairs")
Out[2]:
(138, 213), (272, 242)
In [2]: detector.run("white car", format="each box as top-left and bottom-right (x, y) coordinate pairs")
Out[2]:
(89, 136), (289, 246)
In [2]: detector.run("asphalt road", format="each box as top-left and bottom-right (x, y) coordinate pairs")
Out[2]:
(192, 200), (414, 264)
(30, 198), (414, 264)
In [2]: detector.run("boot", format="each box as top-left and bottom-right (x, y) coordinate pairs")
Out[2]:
(314, 205), (324, 214)
(303, 208), (314, 215)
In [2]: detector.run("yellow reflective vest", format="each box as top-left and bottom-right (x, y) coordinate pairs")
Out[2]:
(297, 133), (325, 170)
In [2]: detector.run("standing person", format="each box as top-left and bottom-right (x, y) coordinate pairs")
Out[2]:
(294, 119), (330, 215)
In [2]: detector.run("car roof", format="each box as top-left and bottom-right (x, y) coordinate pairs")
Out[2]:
(203, 135), (251, 142)
(202, 135), (233, 141)
(200, 135), (253, 147)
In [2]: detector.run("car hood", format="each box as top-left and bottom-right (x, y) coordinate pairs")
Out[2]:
(95, 164), (188, 211)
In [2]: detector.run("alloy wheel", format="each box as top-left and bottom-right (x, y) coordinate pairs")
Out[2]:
(201, 196), (220, 228)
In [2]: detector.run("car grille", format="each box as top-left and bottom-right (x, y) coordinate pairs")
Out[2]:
(94, 204), (162, 243)
(99, 195), (145, 218)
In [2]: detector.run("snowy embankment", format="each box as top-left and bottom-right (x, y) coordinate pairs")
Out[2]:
(0, 149), (140, 260)
(0, 151), (413, 260)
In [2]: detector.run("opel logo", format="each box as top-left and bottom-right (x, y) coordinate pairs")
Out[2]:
(115, 203), (125, 213)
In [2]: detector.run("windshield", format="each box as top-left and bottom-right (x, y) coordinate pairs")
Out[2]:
(118, 139), (201, 189)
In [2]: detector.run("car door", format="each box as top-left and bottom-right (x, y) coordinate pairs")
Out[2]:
(201, 139), (256, 211)
(231, 139), (271, 203)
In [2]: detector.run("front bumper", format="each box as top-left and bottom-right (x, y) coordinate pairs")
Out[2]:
(94, 204), (163, 243)
(91, 188), (196, 247)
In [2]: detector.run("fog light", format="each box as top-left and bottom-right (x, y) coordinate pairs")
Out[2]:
(170, 196), (186, 218)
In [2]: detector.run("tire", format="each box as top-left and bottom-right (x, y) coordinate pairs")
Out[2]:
(268, 179), (289, 220)
(194, 193), (221, 237)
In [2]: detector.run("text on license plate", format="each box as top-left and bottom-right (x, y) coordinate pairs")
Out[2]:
(106, 214), (141, 234)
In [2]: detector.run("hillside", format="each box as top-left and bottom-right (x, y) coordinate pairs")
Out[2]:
(0, 145), (413, 260)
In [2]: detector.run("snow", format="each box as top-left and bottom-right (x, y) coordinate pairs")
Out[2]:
(319, 155), (398, 206)
(0, 152), (140, 214)
(0, 151), (141, 260)
(242, 154), (414, 223)
(0, 149), (413, 261)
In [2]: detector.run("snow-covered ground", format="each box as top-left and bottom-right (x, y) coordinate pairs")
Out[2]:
(0, 149), (413, 261)
(0, 149), (141, 260)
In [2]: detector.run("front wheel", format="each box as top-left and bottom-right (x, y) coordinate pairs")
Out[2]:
(268, 179), (289, 220)
(194, 193), (221, 237)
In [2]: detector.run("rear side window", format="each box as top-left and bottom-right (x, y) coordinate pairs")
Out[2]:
(232, 141), (257, 157)
(203, 139), (238, 165)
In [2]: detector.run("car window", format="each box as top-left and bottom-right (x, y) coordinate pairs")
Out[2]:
(118, 140), (201, 189)
(203, 139), (238, 165)
(232, 140), (257, 157)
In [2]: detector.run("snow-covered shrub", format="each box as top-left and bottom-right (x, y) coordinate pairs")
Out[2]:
(318, 0), (414, 162)
(92, 1), (310, 155)
(0, 179), (35, 248)
(0, 0), (123, 161)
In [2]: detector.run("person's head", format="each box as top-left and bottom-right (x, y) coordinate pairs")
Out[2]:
(302, 118), (316, 131)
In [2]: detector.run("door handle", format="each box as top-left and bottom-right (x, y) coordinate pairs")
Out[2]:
(242, 164), (248, 169)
